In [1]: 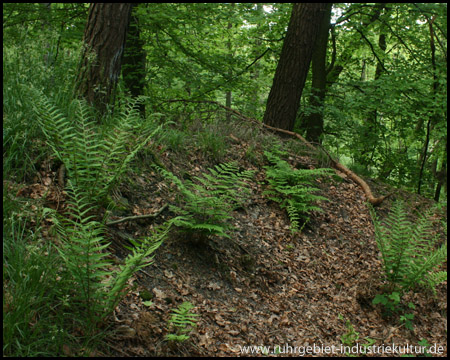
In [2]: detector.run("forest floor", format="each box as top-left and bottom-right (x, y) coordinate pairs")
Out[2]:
(13, 115), (447, 357)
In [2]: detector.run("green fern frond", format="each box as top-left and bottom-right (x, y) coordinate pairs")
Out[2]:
(32, 89), (161, 208)
(370, 201), (447, 293)
(48, 180), (168, 321)
(165, 301), (199, 342)
(154, 162), (252, 239)
(263, 150), (333, 233)
(423, 271), (447, 290)
(107, 221), (168, 311)
(51, 181), (111, 320)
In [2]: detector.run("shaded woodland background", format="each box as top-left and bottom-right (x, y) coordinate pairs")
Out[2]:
(4, 3), (447, 199)
(3, 3), (447, 357)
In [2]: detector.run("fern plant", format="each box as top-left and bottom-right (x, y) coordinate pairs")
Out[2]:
(49, 180), (168, 324)
(107, 221), (170, 312)
(50, 181), (113, 323)
(32, 89), (161, 208)
(196, 162), (254, 210)
(263, 150), (333, 233)
(370, 201), (447, 294)
(154, 162), (253, 239)
(165, 301), (199, 342)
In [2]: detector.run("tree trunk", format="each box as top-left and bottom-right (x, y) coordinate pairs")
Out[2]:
(263, 3), (329, 131)
(302, 3), (332, 144)
(357, 25), (387, 167)
(225, 4), (234, 122)
(122, 5), (146, 115)
(75, 3), (133, 115)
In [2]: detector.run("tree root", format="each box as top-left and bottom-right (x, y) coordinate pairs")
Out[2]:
(260, 123), (391, 206)
(162, 99), (390, 206)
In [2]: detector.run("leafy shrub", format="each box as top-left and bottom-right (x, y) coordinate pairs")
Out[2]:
(370, 201), (447, 293)
(263, 150), (333, 233)
(155, 162), (253, 239)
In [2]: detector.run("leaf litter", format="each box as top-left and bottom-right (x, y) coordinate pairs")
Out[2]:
(11, 121), (447, 357)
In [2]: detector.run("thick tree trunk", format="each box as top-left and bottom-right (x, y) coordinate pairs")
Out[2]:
(263, 3), (329, 131)
(75, 3), (133, 115)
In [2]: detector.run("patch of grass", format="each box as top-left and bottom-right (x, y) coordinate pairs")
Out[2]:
(197, 130), (226, 161)
(3, 190), (84, 356)
(163, 128), (188, 153)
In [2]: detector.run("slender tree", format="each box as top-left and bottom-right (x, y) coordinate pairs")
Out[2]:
(263, 3), (329, 131)
(75, 3), (133, 115)
(302, 3), (332, 143)
(122, 5), (146, 115)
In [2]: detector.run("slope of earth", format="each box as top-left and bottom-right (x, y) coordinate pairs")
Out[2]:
(101, 117), (447, 357)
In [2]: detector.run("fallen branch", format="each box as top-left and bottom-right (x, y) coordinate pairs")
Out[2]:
(162, 99), (390, 206)
(106, 204), (168, 226)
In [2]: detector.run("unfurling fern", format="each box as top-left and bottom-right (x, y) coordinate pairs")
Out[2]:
(263, 150), (333, 233)
(370, 201), (447, 293)
(32, 89), (161, 208)
(154, 162), (253, 239)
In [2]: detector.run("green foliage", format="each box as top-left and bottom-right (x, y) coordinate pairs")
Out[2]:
(339, 315), (360, 348)
(155, 162), (253, 239)
(163, 128), (187, 153)
(3, 29), (80, 180)
(108, 222), (169, 311)
(50, 181), (111, 323)
(263, 150), (333, 233)
(372, 292), (416, 330)
(165, 301), (199, 342)
(197, 130), (227, 161)
(370, 201), (447, 294)
(32, 90), (161, 207)
(338, 314), (376, 357)
(3, 191), (71, 356)
(49, 180), (168, 324)
(417, 338), (433, 357)
(322, 3), (447, 198)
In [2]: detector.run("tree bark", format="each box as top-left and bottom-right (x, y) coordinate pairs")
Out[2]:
(263, 3), (329, 131)
(75, 3), (133, 115)
(122, 5), (146, 116)
(302, 3), (332, 143)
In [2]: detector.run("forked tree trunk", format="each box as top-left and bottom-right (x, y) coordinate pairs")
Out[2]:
(263, 3), (329, 131)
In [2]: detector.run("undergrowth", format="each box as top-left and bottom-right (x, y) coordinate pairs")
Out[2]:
(32, 89), (161, 208)
(370, 201), (447, 328)
(370, 201), (447, 294)
(263, 149), (334, 233)
(165, 301), (199, 342)
(49, 181), (168, 319)
(154, 162), (254, 240)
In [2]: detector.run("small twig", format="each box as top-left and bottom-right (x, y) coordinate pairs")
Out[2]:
(106, 204), (168, 226)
